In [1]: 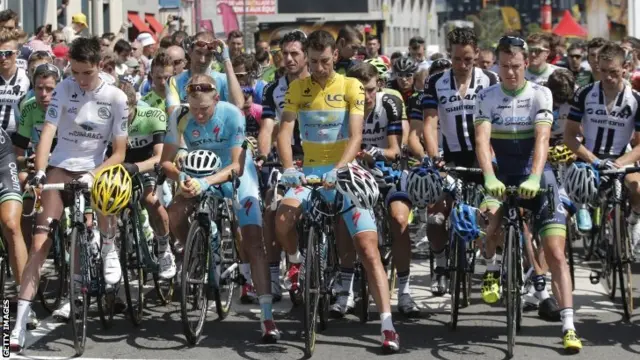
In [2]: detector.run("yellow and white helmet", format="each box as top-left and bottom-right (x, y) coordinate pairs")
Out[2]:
(91, 164), (132, 216)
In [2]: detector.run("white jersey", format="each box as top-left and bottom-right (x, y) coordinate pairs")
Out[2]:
(552, 103), (571, 140)
(362, 92), (404, 150)
(45, 77), (129, 172)
(525, 64), (559, 85)
(568, 82), (640, 157)
(0, 67), (30, 134)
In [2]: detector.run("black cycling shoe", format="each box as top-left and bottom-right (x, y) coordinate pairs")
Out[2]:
(431, 267), (448, 296)
(397, 294), (420, 318)
(538, 297), (561, 322)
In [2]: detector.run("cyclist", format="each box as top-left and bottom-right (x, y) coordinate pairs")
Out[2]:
(422, 28), (498, 295)
(388, 55), (418, 103)
(586, 37), (607, 83)
(475, 36), (581, 353)
(141, 52), (173, 113)
(10, 37), (129, 351)
(565, 42), (640, 257)
(161, 74), (280, 342)
(258, 30), (308, 303)
(346, 62), (420, 317)
(117, 82), (176, 279)
(232, 53), (267, 105)
(334, 25), (362, 75)
(0, 29), (30, 136)
(166, 31), (244, 117)
(275, 30), (400, 352)
(525, 33), (559, 85)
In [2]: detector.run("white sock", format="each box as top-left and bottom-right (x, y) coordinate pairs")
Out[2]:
(484, 253), (500, 272)
(561, 308), (575, 332)
(269, 262), (280, 293)
(100, 233), (116, 256)
(535, 289), (550, 301)
(240, 263), (252, 285)
(397, 270), (410, 295)
(15, 299), (32, 331)
(434, 249), (447, 268)
(288, 250), (302, 264)
(157, 234), (170, 252)
(380, 312), (394, 332)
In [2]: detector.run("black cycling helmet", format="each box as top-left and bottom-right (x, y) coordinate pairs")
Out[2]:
(393, 55), (418, 74)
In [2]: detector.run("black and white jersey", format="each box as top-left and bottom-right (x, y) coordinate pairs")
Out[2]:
(0, 67), (30, 134)
(262, 76), (303, 157)
(362, 92), (403, 150)
(568, 82), (640, 157)
(422, 67), (498, 153)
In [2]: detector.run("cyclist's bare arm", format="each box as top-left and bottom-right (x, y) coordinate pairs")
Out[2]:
(564, 121), (598, 163)
(383, 133), (402, 161)
(475, 121), (494, 176)
(95, 136), (127, 174)
(408, 120), (425, 159)
(531, 125), (551, 177)
(34, 122), (57, 172)
(616, 131), (640, 166)
(277, 111), (296, 169)
(160, 141), (182, 182)
(136, 143), (164, 173)
(423, 108), (439, 158)
(203, 146), (245, 186)
(258, 117), (276, 158)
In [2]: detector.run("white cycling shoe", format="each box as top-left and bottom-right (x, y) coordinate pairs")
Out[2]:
(158, 251), (177, 279)
(103, 249), (122, 285)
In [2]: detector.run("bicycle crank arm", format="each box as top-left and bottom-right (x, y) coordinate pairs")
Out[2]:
(220, 262), (239, 280)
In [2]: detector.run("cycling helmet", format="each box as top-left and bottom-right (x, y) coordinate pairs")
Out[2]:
(548, 144), (575, 164)
(450, 203), (481, 243)
(406, 165), (443, 207)
(91, 164), (132, 216)
(364, 58), (390, 80)
(393, 56), (418, 74)
(183, 149), (222, 178)
(335, 163), (380, 209)
(564, 162), (600, 204)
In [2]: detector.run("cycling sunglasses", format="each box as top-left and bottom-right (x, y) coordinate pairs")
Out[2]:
(194, 40), (218, 51)
(431, 58), (452, 68)
(33, 63), (61, 82)
(186, 83), (217, 94)
(0, 50), (17, 58)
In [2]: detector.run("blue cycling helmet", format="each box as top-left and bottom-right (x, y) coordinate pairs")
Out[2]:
(450, 203), (480, 243)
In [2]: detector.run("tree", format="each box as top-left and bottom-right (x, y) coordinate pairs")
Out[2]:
(466, 6), (507, 49)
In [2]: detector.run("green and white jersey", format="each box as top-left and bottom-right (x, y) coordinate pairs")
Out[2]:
(126, 106), (167, 163)
(13, 96), (52, 151)
(525, 63), (559, 85)
(141, 89), (166, 113)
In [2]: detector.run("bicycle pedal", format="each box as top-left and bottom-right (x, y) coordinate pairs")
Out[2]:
(589, 271), (601, 285)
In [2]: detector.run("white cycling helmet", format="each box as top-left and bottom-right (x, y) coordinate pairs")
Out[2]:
(183, 149), (222, 177)
(406, 166), (444, 207)
(335, 163), (379, 209)
(564, 162), (600, 204)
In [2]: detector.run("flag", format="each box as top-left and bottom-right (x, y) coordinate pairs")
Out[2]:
(217, 3), (239, 35)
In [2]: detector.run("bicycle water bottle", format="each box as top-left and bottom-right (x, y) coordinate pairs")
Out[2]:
(88, 230), (100, 293)
(210, 221), (221, 280)
(138, 206), (154, 244)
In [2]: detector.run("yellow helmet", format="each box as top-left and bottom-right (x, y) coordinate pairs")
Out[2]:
(548, 144), (575, 165)
(91, 164), (132, 216)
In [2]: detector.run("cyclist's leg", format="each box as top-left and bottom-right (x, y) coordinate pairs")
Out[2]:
(479, 196), (503, 304)
(142, 174), (175, 278)
(535, 170), (580, 351)
(332, 216), (356, 317)
(274, 186), (305, 299)
(12, 167), (67, 342)
(427, 194), (451, 295)
(624, 172), (640, 252)
(263, 187), (284, 301)
(166, 194), (198, 244)
(0, 156), (26, 290)
(386, 187), (418, 315)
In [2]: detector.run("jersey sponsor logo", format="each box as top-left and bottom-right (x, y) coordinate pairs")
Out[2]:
(128, 137), (149, 148)
(517, 99), (531, 109)
(120, 121), (127, 132)
(69, 129), (104, 139)
(98, 107), (112, 119)
(213, 125), (221, 140)
(70, 92), (79, 102)
(8, 162), (19, 192)
(68, 107), (78, 115)
(303, 88), (312, 96)
(383, 96), (400, 118)
(97, 101), (111, 106)
(47, 107), (58, 119)
(0, 85), (25, 97)
(325, 94), (345, 108)
(192, 130), (200, 138)
(492, 115), (531, 126)
(438, 93), (478, 106)
(445, 104), (475, 113)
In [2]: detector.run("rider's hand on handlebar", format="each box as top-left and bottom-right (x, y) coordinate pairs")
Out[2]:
(322, 168), (338, 189)
(281, 167), (304, 187)
(29, 169), (46, 188)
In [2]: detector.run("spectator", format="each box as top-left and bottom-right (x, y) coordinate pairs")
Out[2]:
(100, 35), (113, 56)
(256, 40), (269, 54)
(52, 43), (69, 73)
(255, 47), (275, 82)
(159, 36), (173, 50)
(52, 30), (65, 45)
(100, 51), (118, 84)
(232, 53), (267, 105)
(171, 30), (188, 47)
(335, 25), (362, 75)
(409, 36), (430, 71)
(34, 25), (53, 44)
(477, 48), (495, 71)
(136, 32), (157, 59)
(62, 13), (89, 43)
(113, 39), (132, 76)
(586, 37), (607, 82)
(365, 34), (391, 68)
(165, 45), (187, 75)
(228, 30), (244, 58)
(57, 0), (69, 29)
(548, 33), (566, 65)
(0, 9), (18, 31)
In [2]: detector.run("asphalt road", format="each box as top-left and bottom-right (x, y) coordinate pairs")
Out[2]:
(7, 241), (640, 360)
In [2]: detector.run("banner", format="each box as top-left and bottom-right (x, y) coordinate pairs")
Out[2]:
(216, 0), (276, 15)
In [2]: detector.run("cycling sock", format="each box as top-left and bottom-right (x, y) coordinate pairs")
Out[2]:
(288, 250), (302, 264)
(269, 262), (280, 292)
(100, 233), (116, 256)
(560, 308), (575, 332)
(340, 267), (355, 295)
(15, 299), (31, 331)
(380, 312), (394, 332)
(434, 249), (447, 268)
(240, 263), (252, 285)
(259, 294), (273, 321)
(156, 234), (170, 252)
(397, 270), (410, 295)
(484, 253), (500, 272)
(535, 289), (550, 301)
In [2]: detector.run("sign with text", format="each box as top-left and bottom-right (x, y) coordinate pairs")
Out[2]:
(216, 0), (276, 15)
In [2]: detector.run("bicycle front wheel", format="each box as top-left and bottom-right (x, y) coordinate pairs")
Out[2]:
(303, 226), (320, 357)
(505, 225), (520, 358)
(120, 214), (145, 326)
(180, 220), (209, 345)
(214, 202), (238, 320)
(38, 224), (68, 313)
(449, 233), (462, 330)
(615, 204), (634, 320)
(68, 227), (88, 357)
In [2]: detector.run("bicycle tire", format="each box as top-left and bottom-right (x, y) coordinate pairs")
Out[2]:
(463, 240), (477, 308)
(318, 232), (335, 332)
(180, 221), (209, 346)
(303, 226), (320, 357)
(97, 288), (116, 329)
(506, 225), (518, 358)
(449, 233), (462, 330)
(121, 213), (145, 326)
(214, 202), (237, 320)
(603, 210), (616, 299)
(615, 204), (633, 321)
(37, 224), (67, 313)
(68, 227), (87, 357)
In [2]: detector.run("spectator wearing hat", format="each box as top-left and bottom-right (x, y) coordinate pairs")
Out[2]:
(62, 13), (89, 44)
(52, 44), (69, 75)
(136, 33), (156, 76)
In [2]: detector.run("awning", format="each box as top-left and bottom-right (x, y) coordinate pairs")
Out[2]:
(145, 14), (164, 34)
(553, 10), (588, 38)
(127, 13), (151, 33)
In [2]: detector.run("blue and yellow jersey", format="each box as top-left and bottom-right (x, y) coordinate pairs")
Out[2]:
(283, 72), (365, 176)
(166, 69), (230, 111)
(165, 102), (245, 167)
